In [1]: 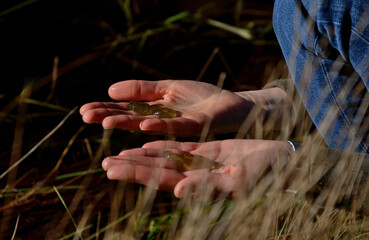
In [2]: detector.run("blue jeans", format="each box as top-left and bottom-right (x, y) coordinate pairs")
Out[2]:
(273, 0), (369, 153)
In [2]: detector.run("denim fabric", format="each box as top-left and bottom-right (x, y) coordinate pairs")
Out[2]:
(273, 0), (369, 153)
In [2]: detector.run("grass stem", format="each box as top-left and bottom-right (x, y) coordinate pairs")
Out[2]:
(54, 186), (84, 240)
(10, 214), (20, 240)
(0, 106), (78, 180)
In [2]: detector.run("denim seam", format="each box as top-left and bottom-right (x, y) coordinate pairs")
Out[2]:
(316, 19), (369, 150)
(319, 57), (368, 151)
(351, 28), (369, 45)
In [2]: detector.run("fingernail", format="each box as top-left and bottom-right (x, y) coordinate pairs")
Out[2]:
(140, 119), (159, 130)
(174, 186), (184, 198)
(102, 119), (112, 129)
(82, 113), (92, 123)
(139, 120), (148, 130)
(102, 158), (109, 170)
(106, 169), (113, 179)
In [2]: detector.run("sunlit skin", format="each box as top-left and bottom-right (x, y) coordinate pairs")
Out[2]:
(101, 139), (293, 198)
(80, 80), (259, 136)
(163, 151), (216, 172)
(81, 79), (293, 197)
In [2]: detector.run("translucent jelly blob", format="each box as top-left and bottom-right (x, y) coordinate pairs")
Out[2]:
(163, 151), (215, 172)
(127, 102), (176, 118)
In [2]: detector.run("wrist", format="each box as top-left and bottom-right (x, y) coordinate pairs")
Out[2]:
(236, 88), (293, 133)
(236, 88), (290, 111)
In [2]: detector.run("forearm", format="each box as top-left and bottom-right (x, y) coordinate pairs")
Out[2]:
(235, 87), (294, 135)
(236, 87), (292, 114)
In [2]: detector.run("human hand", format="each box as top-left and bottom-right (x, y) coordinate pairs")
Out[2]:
(80, 80), (253, 136)
(101, 139), (294, 198)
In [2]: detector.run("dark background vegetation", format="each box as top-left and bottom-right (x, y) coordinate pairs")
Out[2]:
(0, 0), (286, 238)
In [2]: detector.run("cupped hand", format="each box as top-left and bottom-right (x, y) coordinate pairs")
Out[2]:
(80, 80), (252, 136)
(101, 139), (294, 198)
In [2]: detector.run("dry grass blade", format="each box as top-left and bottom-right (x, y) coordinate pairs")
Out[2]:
(49, 130), (113, 238)
(0, 52), (103, 124)
(10, 214), (20, 240)
(58, 225), (93, 240)
(23, 98), (70, 112)
(196, 48), (219, 82)
(54, 168), (105, 180)
(198, 72), (226, 143)
(72, 190), (107, 240)
(46, 56), (59, 102)
(85, 212), (132, 240)
(164, 11), (190, 24)
(52, 125), (88, 173)
(117, 0), (133, 27)
(0, 106), (78, 180)
(206, 18), (253, 40)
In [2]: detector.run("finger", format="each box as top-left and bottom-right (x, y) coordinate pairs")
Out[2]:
(106, 164), (184, 192)
(142, 141), (201, 151)
(82, 108), (127, 123)
(101, 114), (148, 130)
(80, 102), (128, 115)
(142, 141), (220, 161)
(189, 141), (223, 160)
(174, 169), (240, 198)
(108, 80), (173, 101)
(119, 148), (166, 157)
(102, 155), (174, 170)
(139, 118), (203, 137)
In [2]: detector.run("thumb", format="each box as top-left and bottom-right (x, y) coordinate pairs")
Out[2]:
(174, 169), (212, 198)
(173, 169), (240, 198)
(108, 80), (172, 101)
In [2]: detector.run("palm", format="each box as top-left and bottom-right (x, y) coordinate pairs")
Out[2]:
(101, 139), (292, 198)
(144, 139), (289, 164)
(80, 80), (251, 136)
(143, 140), (292, 196)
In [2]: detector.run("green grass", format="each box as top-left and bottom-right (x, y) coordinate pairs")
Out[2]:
(54, 186), (84, 239)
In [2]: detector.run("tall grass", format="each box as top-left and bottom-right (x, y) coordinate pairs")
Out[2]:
(1, 0), (369, 239)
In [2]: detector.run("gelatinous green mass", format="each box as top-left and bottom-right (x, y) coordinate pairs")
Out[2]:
(163, 151), (215, 172)
(127, 101), (176, 118)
